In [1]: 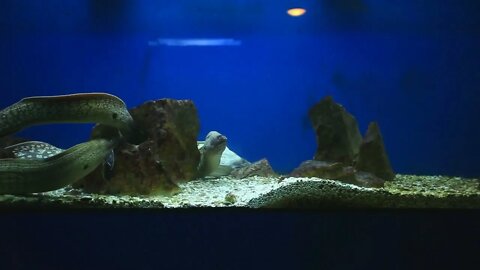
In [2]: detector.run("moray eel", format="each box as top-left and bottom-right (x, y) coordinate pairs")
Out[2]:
(0, 139), (116, 194)
(0, 93), (132, 194)
(197, 131), (251, 178)
(0, 93), (134, 137)
(3, 140), (115, 180)
(196, 131), (228, 178)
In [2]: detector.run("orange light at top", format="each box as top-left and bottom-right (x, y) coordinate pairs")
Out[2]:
(287, 8), (306, 17)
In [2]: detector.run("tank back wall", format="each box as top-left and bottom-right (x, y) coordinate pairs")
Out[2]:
(0, 0), (479, 177)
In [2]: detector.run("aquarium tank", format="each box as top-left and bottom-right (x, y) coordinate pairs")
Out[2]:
(0, 0), (480, 208)
(0, 0), (478, 208)
(0, 0), (479, 268)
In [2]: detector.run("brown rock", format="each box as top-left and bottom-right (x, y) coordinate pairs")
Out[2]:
(290, 160), (355, 181)
(130, 99), (201, 182)
(231, 158), (277, 178)
(75, 99), (200, 195)
(356, 122), (395, 181)
(289, 160), (385, 188)
(308, 96), (362, 164)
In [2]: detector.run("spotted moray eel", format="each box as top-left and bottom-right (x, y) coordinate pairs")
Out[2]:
(0, 93), (133, 194)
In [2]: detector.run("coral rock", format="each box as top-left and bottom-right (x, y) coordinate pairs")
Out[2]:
(231, 158), (277, 178)
(308, 96), (362, 164)
(356, 122), (395, 181)
(75, 99), (200, 195)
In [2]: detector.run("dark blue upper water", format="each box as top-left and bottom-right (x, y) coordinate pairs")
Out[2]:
(0, 0), (479, 177)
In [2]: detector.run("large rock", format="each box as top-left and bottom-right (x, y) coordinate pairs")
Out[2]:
(355, 122), (395, 181)
(295, 97), (391, 188)
(308, 96), (362, 165)
(75, 99), (200, 195)
(129, 99), (200, 182)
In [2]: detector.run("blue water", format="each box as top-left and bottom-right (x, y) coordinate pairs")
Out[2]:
(0, 0), (479, 177)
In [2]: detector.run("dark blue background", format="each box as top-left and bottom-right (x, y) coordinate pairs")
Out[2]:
(0, 210), (479, 269)
(1, 0), (479, 177)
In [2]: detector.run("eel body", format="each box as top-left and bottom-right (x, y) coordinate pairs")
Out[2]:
(0, 93), (132, 194)
(0, 139), (116, 194)
(0, 93), (134, 137)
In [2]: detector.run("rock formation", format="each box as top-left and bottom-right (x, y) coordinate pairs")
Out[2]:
(74, 99), (200, 195)
(355, 122), (395, 181)
(294, 96), (394, 188)
(308, 96), (362, 165)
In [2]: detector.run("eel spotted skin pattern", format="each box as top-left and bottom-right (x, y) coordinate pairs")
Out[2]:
(0, 93), (133, 194)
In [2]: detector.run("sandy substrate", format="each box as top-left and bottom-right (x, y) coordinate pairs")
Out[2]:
(0, 175), (478, 209)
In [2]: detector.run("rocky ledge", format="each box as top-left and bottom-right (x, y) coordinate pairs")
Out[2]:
(0, 175), (478, 209)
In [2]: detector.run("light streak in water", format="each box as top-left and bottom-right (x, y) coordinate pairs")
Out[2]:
(148, 38), (242, 47)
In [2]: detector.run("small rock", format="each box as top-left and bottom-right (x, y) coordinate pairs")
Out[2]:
(231, 158), (277, 178)
(355, 122), (395, 181)
(224, 192), (237, 204)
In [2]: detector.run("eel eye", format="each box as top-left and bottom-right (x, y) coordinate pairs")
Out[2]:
(112, 113), (118, 120)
